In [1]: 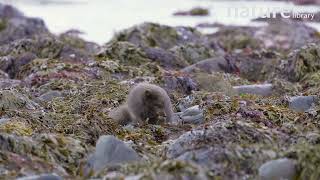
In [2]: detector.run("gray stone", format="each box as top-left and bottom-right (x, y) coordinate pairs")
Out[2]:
(289, 95), (318, 112)
(85, 135), (140, 175)
(38, 91), (63, 102)
(0, 78), (21, 89)
(179, 105), (204, 124)
(233, 84), (273, 96)
(16, 174), (63, 180)
(259, 158), (297, 180)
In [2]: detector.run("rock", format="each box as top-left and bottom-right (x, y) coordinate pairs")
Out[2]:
(38, 91), (63, 102)
(97, 41), (150, 66)
(0, 78), (21, 89)
(163, 72), (198, 95)
(177, 95), (195, 111)
(209, 25), (262, 52)
(292, 0), (320, 5)
(289, 95), (318, 112)
(181, 56), (238, 74)
(166, 118), (280, 179)
(259, 158), (297, 180)
(144, 47), (188, 69)
(0, 4), (49, 45)
(110, 22), (208, 50)
(84, 135), (140, 175)
(285, 43), (320, 82)
(177, 105), (204, 124)
(234, 50), (280, 82)
(16, 173), (63, 180)
(170, 43), (215, 65)
(193, 72), (236, 96)
(0, 90), (39, 110)
(233, 84), (273, 96)
(254, 19), (319, 51)
(173, 7), (209, 16)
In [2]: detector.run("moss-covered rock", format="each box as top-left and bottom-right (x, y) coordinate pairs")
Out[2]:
(110, 22), (207, 50)
(97, 41), (150, 66)
(286, 43), (320, 82)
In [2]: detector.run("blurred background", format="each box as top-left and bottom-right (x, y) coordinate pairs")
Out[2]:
(1, 0), (319, 44)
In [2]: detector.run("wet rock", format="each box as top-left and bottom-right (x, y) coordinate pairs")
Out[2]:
(233, 84), (273, 96)
(259, 158), (297, 180)
(289, 95), (318, 112)
(38, 91), (63, 102)
(173, 7), (209, 16)
(16, 174), (63, 180)
(181, 56), (238, 74)
(85, 135), (140, 175)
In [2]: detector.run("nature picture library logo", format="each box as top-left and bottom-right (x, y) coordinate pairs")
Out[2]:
(226, 6), (317, 21)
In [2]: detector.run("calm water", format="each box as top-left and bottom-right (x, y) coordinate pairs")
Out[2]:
(0, 0), (319, 44)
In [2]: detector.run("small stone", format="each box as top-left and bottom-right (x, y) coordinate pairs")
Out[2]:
(16, 173), (62, 180)
(233, 84), (273, 96)
(177, 105), (204, 124)
(84, 135), (140, 175)
(289, 95), (318, 112)
(259, 158), (297, 180)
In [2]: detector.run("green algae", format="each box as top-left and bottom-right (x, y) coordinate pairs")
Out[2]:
(110, 23), (181, 49)
(170, 43), (215, 64)
(287, 43), (320, 82)
(0, 19), (7, 32)
(285, 143), (320, 180)
(193, 72), (237, 96)
(0, 119), (33, 136)
(213, 27), (262, 52)
(98, 41), (150, 66)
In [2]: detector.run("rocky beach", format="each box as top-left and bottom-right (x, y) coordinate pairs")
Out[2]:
(0, 0), (319, 179)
